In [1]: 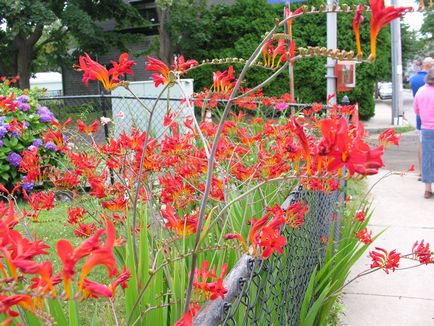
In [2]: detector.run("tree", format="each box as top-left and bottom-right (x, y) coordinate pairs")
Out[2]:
(168, 0), (392, 119)
(0, 0), (142, 89)
(420, 10), (434, 57)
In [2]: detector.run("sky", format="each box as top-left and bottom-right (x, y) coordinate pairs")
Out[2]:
(396, 0), (425, 31)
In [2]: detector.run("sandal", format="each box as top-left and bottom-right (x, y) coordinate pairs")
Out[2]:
(424, 191), (432, 199)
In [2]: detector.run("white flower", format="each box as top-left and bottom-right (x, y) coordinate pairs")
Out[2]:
(100, 116), (112, 125)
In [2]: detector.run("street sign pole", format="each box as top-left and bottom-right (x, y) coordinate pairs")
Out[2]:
(390, 0), (403, 125)
(326, 0), (337, 105)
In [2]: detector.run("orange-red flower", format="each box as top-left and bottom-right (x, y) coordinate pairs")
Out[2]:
(369, 247), (400, 274)
(369, 0), (411, 61)
(193, 261), (228, 300)
(77, 119), (99, 136)
(353, 4), (364, 59)
(355, 228), (372, 244)
(78, 53), (134, 91)
(161, 204), (197, 236)
(412, 240), (433, 265)
(212, 66), (236, 94)
(378, 128), (400, 147)
(145, 56), (171, 87)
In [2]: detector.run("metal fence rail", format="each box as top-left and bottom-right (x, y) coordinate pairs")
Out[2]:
(194, 186), (343, 326)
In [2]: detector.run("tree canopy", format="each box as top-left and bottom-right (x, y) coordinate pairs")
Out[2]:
(0, 0), (142, 88)
(169, 0), (393, 119)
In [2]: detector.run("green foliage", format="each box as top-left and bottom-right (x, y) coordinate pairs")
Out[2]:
(0, 84), (64, 189)
(0, 0), (144, 84)
(169, 0), (392, 120)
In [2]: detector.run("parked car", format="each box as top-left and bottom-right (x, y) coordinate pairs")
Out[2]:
(378, 82), (392, 100)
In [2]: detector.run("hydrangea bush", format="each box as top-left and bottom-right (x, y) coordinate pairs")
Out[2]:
(0, 83), (66, 190)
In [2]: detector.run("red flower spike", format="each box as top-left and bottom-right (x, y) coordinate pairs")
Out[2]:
(145, 56), (171, 87)
(224, 233), (249, 253)
(161, 204), (197, 236)
(369, 247), (400, 274)
(193, 261), (228, 301)
(412, 240), (433, 265)
(174, 302), (201, 326)
(78, 52), (134, 91)
(77, 119), (99, 136)
(81, 279), (113, 300)
(352, 4), (364, 59)
(355, 228), (373, 245)
(369, 0), (411, 61)
(355, 210), (366, 223)
(378, 128), (400, 147)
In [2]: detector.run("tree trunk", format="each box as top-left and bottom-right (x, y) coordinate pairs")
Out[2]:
(157, 7), (172, 64)
(13, 26), (43, 89)
(16, 46), (33, 89)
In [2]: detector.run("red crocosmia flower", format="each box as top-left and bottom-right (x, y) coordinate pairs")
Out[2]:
(110, 53), (135, 76)
(172, 55), (198, 72)
(78, 52), (134, 91)
(18, 148), (41, 182)
(369, 247), (400, 274)
(224, 233), (249, 253)
(77, 119), (99, 135)
(0, 92), (17, 112)
(407, 164), (415, 173)
(369, 0), (411, 61)
(248, 213), (271, 256)
(161, 204), (197, 236)
(257, 226), (287, 259)
(355, 228), (373, 245)
(174, 302), (201, 326)
(0, 294), (34, 317)
(352, 4), (364, 59)
(145, 56), (170, 87)
(50, 169), (80, 189)
(101, 195), (128, 212)
(88, 175), (107, 198)
(57, 228), (105, 298)
(193, 261), (228, 300)
(73, 223), (97, 238)
(213, 66), (236, 94)
(78, 221), (119, 288)
(378, 128), (400, 147)
(412, 240), (433, 265)
(22, 190), (55, 220)
(355, 210), (366, 223)
(81, 279), (113, 299)
(285, 201), (308, 229)
(12, 260), (56, 296)
(109, 266), (131, 295)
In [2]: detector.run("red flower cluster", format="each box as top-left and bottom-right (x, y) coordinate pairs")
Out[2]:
(412, 240), (433, 265)
(369, 247), (400, 274)
(193, 261), (228, 300)
(285, 201), (308, 229)
(355, 228), (373, 245)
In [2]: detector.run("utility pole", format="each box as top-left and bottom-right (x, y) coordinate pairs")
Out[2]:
(326, 0), (337, 105)
(390, 0), (403, 125)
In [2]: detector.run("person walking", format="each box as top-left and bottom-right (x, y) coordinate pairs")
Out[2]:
(410, 57), (434, 180)
(414, 68), (434, 198)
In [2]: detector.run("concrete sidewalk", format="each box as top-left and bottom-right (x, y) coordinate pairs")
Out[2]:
(341, 97), (434, 325)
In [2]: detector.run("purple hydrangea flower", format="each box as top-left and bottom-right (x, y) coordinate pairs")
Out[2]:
(0, 140), (3, 147)
(32, 138), (43, 147)
(37, 106), (54, 123)
(21, 177), (34, 192)
(17, 95), (30, 103)
(7, 152), (21, 167)
(0, 126), (7, 138)
(27, 145), (37, 151)
(17, 102), (30, 111)
(44, 141), (57, 151)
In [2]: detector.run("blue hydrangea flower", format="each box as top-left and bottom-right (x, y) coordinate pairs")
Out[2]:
(17, 95), (30, 103)
(44, 141), (57, 151)
(32, 138), (43, 147)
(7, 152), (21, 167)
(37, 106), (54, 123)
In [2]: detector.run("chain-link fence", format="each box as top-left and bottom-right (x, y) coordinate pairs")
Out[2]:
(38, 95), (187, 144)
(194, 186), (343, 326)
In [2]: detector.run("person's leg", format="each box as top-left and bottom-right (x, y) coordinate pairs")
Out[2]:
(425, 183), (432, 198)
(418, 130), (422, 179)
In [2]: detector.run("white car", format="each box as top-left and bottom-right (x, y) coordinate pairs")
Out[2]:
(378, 82), (393, 100)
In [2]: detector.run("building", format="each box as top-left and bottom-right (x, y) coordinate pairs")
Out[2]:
(62, 0), (235, 95)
